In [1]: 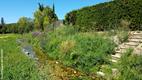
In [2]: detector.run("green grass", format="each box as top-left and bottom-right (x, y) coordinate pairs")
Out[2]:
(0, 34), (39, 80)
(30, 26), (116, 74)
(19, 26), (116, 79)
(116, 49), (142, 80)
(1, 26), (141, 80)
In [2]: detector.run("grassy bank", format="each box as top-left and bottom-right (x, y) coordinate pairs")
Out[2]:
(0, 34), (39, 80)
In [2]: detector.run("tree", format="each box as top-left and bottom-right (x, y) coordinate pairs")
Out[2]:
(53, 3), (55, 14)
(17, 17), (33, 33)
(1, 17), (5, 26)
(34, 3), (58, 31)
(38, 3), (44, 12)
(0, 17), (6, 33)
(65, 10), (77, 25)
(65, 0), (142, 31)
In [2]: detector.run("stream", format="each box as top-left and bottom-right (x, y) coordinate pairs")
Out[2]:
(16, 38), (97, 80)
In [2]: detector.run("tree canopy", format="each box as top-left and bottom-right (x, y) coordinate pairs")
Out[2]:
(65, 0), (142, 31)
(34, 3), (58, 31)
(17, 17), (33, 33)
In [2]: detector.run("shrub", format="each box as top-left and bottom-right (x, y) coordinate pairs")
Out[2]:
(41, 26), (116, 73)
(60, 40), (76, 54)
(0, 35), (39, 80)
(117, 30), (129, 43)
(117, 49), (142, 80)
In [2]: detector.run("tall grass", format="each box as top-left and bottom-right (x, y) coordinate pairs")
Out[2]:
(0, 34), (39, 80)
(117, 49), (142, 80)
(36, 26), (116, 74)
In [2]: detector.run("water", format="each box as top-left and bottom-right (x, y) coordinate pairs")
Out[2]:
(22, 46), (36, 59)
(17, 39), (37, 60)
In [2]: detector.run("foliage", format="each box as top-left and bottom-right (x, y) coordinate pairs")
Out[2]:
(60, 40), (76, 54)
(5, 23), (18, 33)
(34, 4), (58, 31)
(65, 0), (142, 31)
(0, 17), (34, 34)
(65, 10), (77, 25)
(17, 17), (34, 33)
(117, 49), (142, 80)
(1, 17), (5, 25)
(0, 34), (39, 80)
(39, 26), (116, 74)
(117, 30), (129, 43)
(0, 17), (6, 33)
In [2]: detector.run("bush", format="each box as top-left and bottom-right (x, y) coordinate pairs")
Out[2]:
(0, 35), (39, 80)
(41, 26), (116, 73)
(60, 40), (76, 54)
(117, 49), (142, 80)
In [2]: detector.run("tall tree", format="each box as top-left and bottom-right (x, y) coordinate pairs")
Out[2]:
(53, 3), (55, 14)
(17, 17), (33, 33)
(34, 3), (58, 31)
(38, 3), (44, 12)
(1, 17), (5, 26)
(0, 17), (5, 33)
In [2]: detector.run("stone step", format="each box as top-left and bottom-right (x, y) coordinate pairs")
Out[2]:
(128, 39), (142, 42)
(111, 54), (121, 60)
(112, 68), (119, 76)
(96, 71), (105, 76)
(129, 35), (142, 39)
(115, 48), (128, 53)
(115, 47), (119, 51)
(124, 42), (139, 46)
(129, 31), (142, 34)
(115, 50), (121, 53)
(116, 43), (125, 50)
(112, 57), (119, 61)
(119, 45), (135, 49)
(133, 32), (142, 35)
(111, 59), (118, 63)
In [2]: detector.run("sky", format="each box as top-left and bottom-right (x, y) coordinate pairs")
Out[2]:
(0, 0), (109, 23)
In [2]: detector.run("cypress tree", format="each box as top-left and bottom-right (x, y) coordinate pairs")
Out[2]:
(1, 17), (5, 26)
(53, 3), (55, 14)
(0, 17), (5, 33)
(38, 3), (44, 12)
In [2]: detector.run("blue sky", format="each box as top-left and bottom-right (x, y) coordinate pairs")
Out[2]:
(0, 0), (109, 23)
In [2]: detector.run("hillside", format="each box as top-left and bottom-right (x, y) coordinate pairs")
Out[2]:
(1, 0), (142, 80)
(65, 0), (142, 31)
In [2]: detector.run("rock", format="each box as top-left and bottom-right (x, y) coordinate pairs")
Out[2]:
(111, 36), (120, 45)
(111, 54), (121, 59)
(112, 68), (119, 77)
(111, 59), (118, 63)
(133, 43), (142, 55)
(22, 45), (37, 59)
(55, 61), (59, 64)
(96, 71), (105, 76)
(73, 71), (77, 74)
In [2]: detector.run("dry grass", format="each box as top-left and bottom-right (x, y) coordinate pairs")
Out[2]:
(60, 40), (76, 54)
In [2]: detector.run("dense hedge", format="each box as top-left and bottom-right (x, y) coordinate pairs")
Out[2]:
(0, 23), (18, 33)
(0, 22), (34, 34)
(65, 0), (142, 31)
